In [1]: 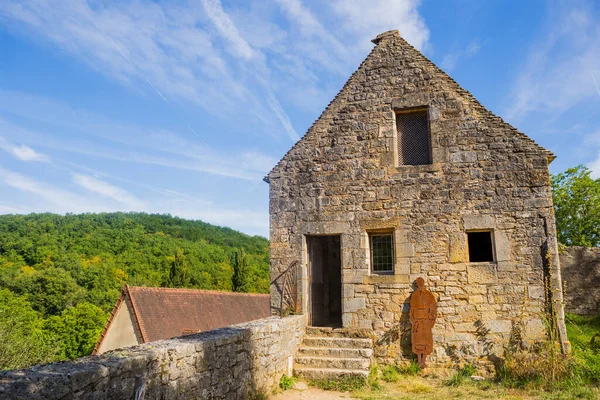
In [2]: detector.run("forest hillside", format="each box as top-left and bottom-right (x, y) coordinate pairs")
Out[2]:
(0, 212), (269, 369)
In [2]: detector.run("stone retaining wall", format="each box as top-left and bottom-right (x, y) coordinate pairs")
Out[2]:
(560, 246), (600, 316)
(0, 315), (306, 400)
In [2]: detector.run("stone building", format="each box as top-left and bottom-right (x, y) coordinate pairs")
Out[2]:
(266, 30), (569, 365)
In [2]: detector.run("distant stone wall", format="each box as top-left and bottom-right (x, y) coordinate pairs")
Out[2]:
(561, 246), (600, 316)
(0, 315), (306, 400)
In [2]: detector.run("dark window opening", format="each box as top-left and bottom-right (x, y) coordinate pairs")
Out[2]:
(396, 109), (431, 166)
(370, 233), (394, 273)
(467, 231), (494, 262)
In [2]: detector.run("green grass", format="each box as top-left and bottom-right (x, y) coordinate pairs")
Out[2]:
(565, 313), (600, 386)
(309, 375), (367, 392)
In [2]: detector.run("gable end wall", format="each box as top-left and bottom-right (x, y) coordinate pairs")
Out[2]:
(269, 32), (566, 365)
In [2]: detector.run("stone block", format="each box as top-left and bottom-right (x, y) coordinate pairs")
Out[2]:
(528, 285), (545, 300)
(467, 264), (497, 284)
(486, 320), (511, 333)
(344, 298), (366, 313)
(463, 215), (495, 231)
(449, 232), (467, 263)
(394, 258), (411, 275)
(449, 151), (477, 163)
(395, 242), (414, 258)
(523, 318), (546, 341)
(494, 231), (511, 261)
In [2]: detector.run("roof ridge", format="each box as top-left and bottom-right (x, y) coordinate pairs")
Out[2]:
(125, 284), (147, 343)
(394, 37), (553, 159)
(127, 286), (270, 297)
(265, 35), (383, 182)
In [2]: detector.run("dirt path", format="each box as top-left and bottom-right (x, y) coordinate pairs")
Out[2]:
(269, 388), (351, 399)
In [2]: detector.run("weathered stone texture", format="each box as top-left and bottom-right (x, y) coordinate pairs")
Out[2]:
(561, 246), (600, 316)
(267, 30), (567, 365)
(0, 316), (306, 400)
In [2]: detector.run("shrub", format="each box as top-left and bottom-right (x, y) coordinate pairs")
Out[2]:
(279, 374), (294, 391)
(445, 364), (478, 387)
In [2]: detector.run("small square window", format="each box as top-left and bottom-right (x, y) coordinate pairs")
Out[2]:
(396, 109), (431, 166)
(370, 233), (394, 273)
(467, 231), (495, 262)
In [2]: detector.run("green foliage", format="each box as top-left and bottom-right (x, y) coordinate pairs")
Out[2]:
(381, 365), (401, 383)
(279, 374), (294, 391)
(396, 360), (421, 375)
(167, 248), (191, 287)
(44, 303), (108, 359)
(309, 376), (367, 391)
(551, 166), (600, 247)
(445, 364), (478, 387)
(0, 289), (63, 370)
(232, 248), (251, 292)
(0, 212), (270, 369)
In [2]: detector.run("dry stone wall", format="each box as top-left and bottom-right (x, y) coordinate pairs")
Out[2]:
(268, 30), (567, 367)
(0, 315), (306, 400)
(560, 246), (600, 316)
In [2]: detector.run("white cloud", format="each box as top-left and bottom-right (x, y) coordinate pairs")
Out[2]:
(72, 174), (144, 209)
(0, 166), (268, 235)
(0, 92), (278, 180)
(441, 53), (459, 72)
(0, 167), (110, 213)
(505, 1), (600, 121)
(0, 0), (294, 140)
(440, 39), (484, 72)
(0, 137), (49, 162)
(331, 0), (430, 52)
(201, 0), (254, 60)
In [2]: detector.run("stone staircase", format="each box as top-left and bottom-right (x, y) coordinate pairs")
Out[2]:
(293, 327), (373, 380)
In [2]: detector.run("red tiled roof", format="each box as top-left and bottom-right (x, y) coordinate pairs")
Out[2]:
(102, 285), (271, 346)
(127, 286), (271, 342)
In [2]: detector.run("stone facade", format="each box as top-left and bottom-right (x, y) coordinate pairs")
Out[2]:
(560, 246), (600, 316)
(267, 30), (568, 366)
(0, 315), (306, 400)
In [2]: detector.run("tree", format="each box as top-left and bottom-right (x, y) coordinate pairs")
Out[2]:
(232, 249), (250, 292)
(44, 302), (108, 359)
(551, 165), (600, 247)
(167, 248), (190, 287)
(0, 289), (62, 371)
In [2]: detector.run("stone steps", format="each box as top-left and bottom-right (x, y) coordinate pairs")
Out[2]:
(297, 346), (373, 359)
(293, 328), (373, 381)
(293, 367), (369, 380)
(301, 336), (372, 349)
(295, 356), (370, 370)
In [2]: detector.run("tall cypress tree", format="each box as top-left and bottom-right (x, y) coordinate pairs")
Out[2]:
(232, 249), (250, 292)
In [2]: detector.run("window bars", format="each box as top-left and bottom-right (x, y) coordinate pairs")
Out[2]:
(396, 110), (431, 166)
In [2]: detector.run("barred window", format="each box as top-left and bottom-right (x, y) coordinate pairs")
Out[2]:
(370, 233), (394, 273)
(396, 109), (431, 166)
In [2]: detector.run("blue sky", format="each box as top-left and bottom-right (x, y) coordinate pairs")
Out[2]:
(0, 0), (599, 237)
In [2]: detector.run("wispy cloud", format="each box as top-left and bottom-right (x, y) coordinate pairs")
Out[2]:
(72, 174), (145, 209)
(0, 91), (277, 180)
(440, 39), (484, 72)
(0, 137), (49, 162)
(505, 1), (600, 121)
(0, 0), (292, 140)
(593, 72), (600, 97)
(0, 167), (109, 213)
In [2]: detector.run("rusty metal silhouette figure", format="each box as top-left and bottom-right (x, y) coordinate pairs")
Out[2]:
(409, 277), (437, 368)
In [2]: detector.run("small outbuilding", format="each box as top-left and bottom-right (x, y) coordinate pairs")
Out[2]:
(93, 285), (270, 354)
